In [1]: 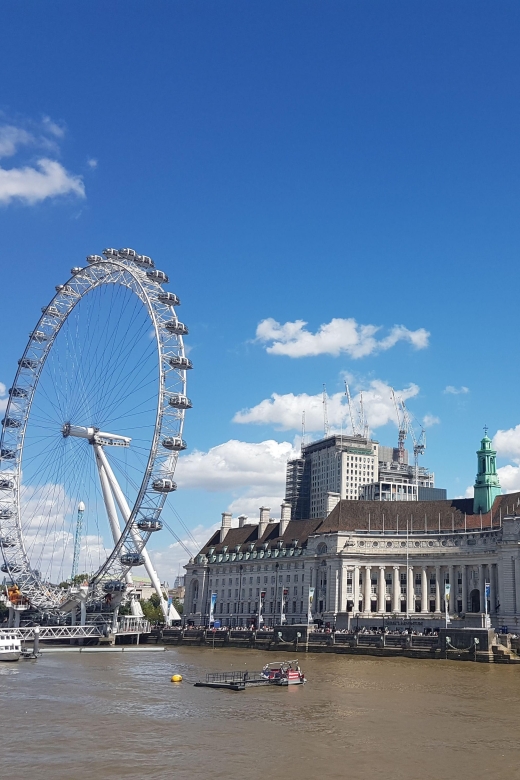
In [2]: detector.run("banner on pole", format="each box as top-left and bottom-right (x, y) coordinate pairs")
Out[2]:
(259, 590), (266, 626)
(308, 587), (315, 623)
(209, 592), (217, 625)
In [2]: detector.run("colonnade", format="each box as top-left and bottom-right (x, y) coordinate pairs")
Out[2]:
(345, 561), (498, 615)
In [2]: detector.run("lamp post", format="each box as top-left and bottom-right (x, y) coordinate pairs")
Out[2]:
(275, 562), (280, 625)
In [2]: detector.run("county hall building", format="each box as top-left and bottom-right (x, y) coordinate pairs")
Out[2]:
(184, 434), (520, 631)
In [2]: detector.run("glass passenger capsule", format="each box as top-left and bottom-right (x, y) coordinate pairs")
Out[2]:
(103, 248), (119, 258)
(18, 358), (38, 369)
(152, 478), (177, 493)
(1, 563), (21, 573)
(146, 269), (169, 284)
(134, 254), (155, 268)
(86, 255), (103, 263)
(103, 580), (127, 593)
(2, 418), (21, 429)
(118, 248), (137, 259)
(169, 356), (193, 370)
(162, 437), (187, 451)
(120, 552), (145, 567)
(31, 331), (48, 342)
(137, 518), (163, 532)
(168, 394), (192, 409)
(70, 267), (83, 275)
(8, 387), (28, 398)
(164, 321), (189, 336)
(158, 292), (180, 306)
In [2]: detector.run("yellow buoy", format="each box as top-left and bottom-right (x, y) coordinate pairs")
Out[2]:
(171, 674), (183, 682)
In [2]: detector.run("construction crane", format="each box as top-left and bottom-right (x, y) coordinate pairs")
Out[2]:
(391, 389), (408, 464)
(345, 381), (370, 439)
(391, 389), (427, 493)
(401, 400), (426, 492)
(322, 384), (330, 437)
(301, 411), (306, 454)
(71, 500), (85, 581)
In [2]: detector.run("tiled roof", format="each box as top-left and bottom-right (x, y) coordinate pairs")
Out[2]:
(198, 517), (324, 555)
(195, 493), (520, 557)
(320, 492), (520, 534)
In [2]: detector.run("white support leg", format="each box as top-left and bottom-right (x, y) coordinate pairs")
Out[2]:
(93, 444), (135, 597)
(94, 444), (169, 623)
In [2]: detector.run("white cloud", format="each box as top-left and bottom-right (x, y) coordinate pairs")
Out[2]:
(0, 125), (34, 158)
(148, 523), (220, 582)
(0, 117), (85, 206)
(496, 464), (520, 494)
(0, 158), (85, 205)
(444, 385), (469, 395)
(233, 380), (420, 432)
(255, 317), (430, 359)
(177, 438), (297, 493)
(423, 414), (440, 428)
(0, 382), (7, 413)
(175, 438), (298, 523)
(42, 115), (65, 138)
(87, 158), (98, 169)
(493, 425), (520, 461)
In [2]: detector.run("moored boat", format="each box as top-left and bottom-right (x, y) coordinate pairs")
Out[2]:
(0, 631), (21, 662)
(261, 660), (306, 686)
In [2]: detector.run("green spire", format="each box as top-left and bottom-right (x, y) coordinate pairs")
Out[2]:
(473, 427), (501, 514)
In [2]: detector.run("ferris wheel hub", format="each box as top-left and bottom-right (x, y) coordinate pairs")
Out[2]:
(62, 423), (131, 448)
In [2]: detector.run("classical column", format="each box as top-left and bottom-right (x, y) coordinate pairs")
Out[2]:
(364, 566), (371, 613)
(392, 566), (400, 612)
(353, 565), (360, 613)
(421, 567), (428, 613)
(407, 566), (414, 613)
(489, 563), (496, 614)
(479, 564), (485, 613)
(435, 565), (441, 613)
(449, 564), (456, 615)
(378, 566), (386, 612)
(514, 557), (520, 616)
(338, 565), (346, 614)
(461, 564), (468, 614)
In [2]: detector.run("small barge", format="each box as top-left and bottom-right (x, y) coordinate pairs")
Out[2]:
(194, 660), (306, 690)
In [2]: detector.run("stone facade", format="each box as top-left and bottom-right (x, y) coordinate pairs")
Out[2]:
(183, 436), (520, 630)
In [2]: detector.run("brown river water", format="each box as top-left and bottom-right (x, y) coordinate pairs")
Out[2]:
(1, 647), (519, 780)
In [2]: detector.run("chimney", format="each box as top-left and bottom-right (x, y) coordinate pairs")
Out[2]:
(238, 515), (248, 528)
(280, 501), (292, 535)
(220, 512), (232, 543)
(258, 506), (270, 537)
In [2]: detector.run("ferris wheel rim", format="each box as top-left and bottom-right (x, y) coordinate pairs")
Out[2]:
(0, 251), (190, 613)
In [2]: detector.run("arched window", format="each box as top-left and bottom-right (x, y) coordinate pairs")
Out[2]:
(317, 542), (327, 555)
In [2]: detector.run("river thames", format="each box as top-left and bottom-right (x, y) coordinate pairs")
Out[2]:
(1, 647), (519, 779)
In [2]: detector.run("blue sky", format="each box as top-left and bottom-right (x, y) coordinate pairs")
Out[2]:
(2, 2), (520, 579)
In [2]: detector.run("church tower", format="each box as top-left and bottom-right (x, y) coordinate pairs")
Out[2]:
(473, 430), (501, 514)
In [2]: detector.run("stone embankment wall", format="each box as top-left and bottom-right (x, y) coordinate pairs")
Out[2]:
(150, 628), (520, 664)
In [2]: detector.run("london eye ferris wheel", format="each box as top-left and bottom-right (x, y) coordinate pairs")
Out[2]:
(0, 248), (191, 622)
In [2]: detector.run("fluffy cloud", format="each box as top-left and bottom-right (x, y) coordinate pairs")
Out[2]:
(0, 158), (84, 205)
(233, 380), (420, 432)
(175, 438), (298, 525)
(255, 317), (430, 358)
(493, 425), (520, 461)
(0, 382), (7, 413)
(148, 523), (220, 582)
(444, 386), (469, 395)
(423, 414), (440, 428)
(0, 117), (85, 206)
(176, 438), (298, 492)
